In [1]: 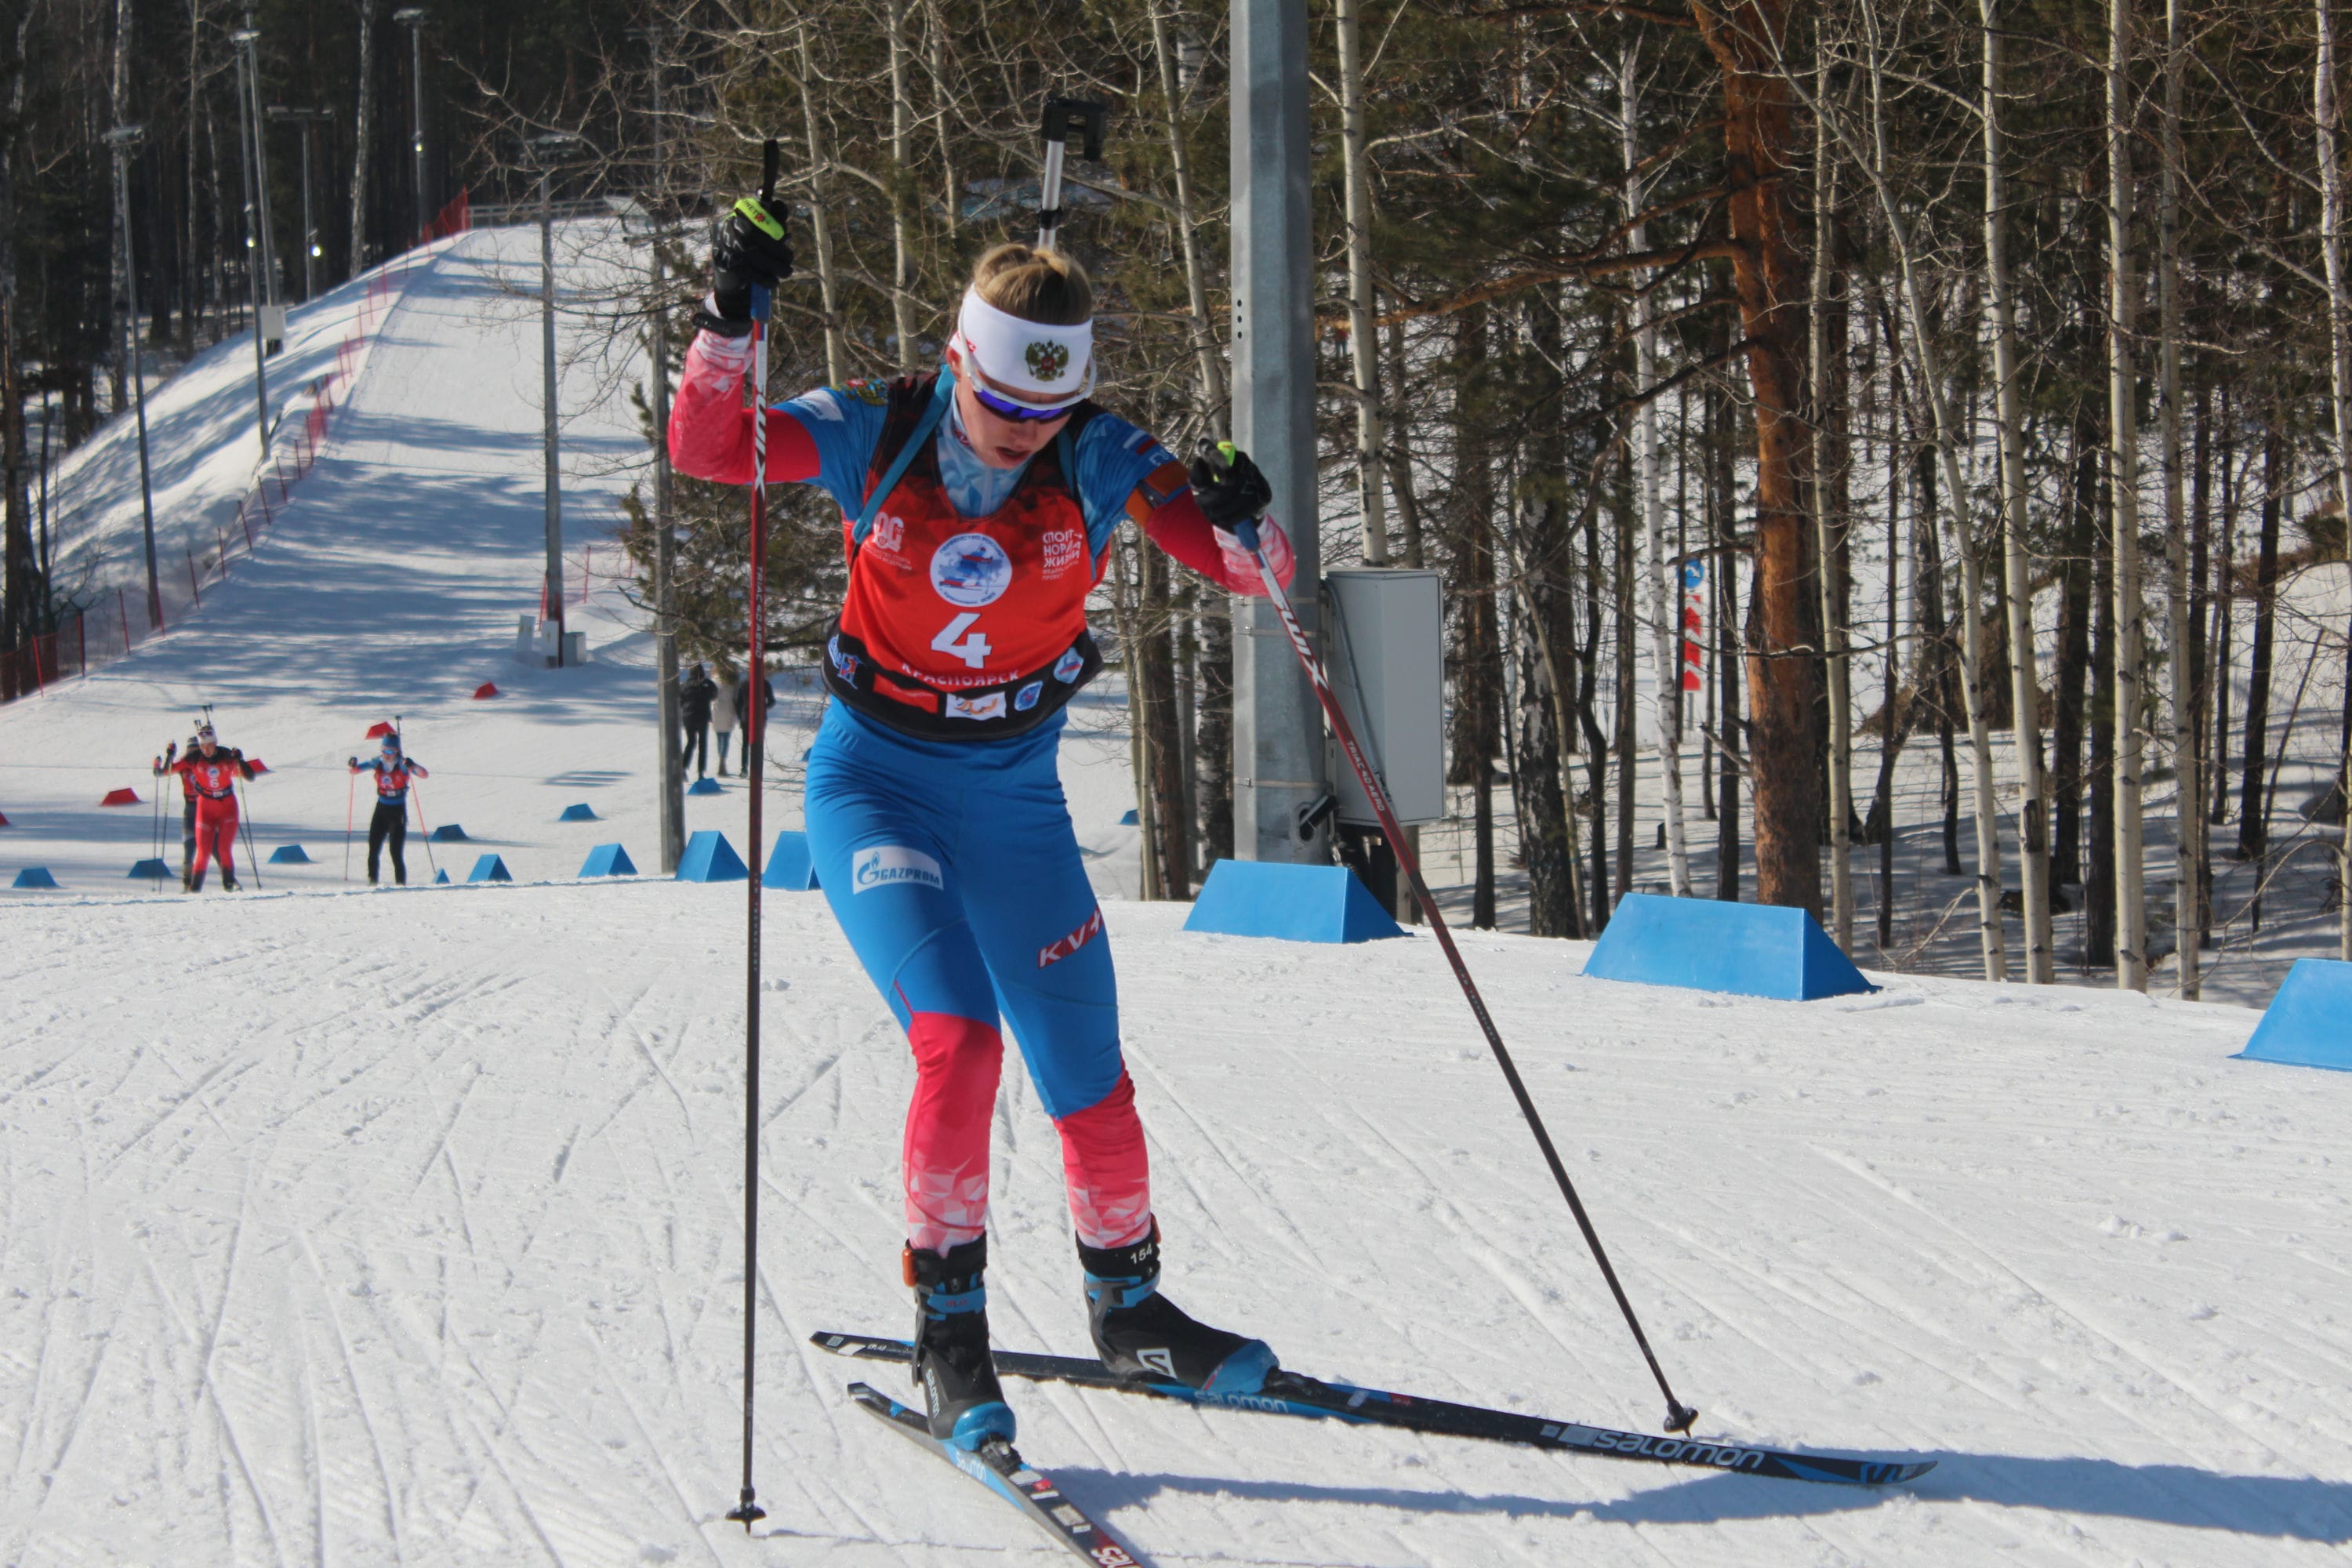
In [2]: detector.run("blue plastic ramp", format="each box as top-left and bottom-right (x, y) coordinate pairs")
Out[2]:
(2236, 958), (2352, 1072)
(687, 777), (724, 797)
(268, 844), (311, 864)
(1582, 892), (1874, 1001)
(579, 843), (637, 877)
(466, 854), (513, 884)
(762, 830), (819, 891)
(1182, 859), (1403, 944)
(129, 858), (172, 880)
(558, 803), (598, 822)
(677, 829), (748, 883)
(12, 866), (59, 890)
(429, 823), (469, 843)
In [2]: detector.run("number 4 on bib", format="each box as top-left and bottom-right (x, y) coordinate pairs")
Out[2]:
(931, 612), (992, 669)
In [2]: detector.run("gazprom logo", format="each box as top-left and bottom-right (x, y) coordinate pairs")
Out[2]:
(852, 844), (942, 894)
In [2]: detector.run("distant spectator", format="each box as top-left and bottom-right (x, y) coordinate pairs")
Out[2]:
(349, 733), (429, 885)
(712, 666), (739, 777)
(735, 668), (778, 779)
(681, 662), (718, 779)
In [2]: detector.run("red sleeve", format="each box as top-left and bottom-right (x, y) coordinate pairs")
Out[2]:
(169, 757), (196, 776)
(665, 331), (822, 487)
(1141, 486), (1260, 595)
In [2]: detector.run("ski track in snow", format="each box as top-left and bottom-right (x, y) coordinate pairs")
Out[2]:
(2, 228), (2350, 1565)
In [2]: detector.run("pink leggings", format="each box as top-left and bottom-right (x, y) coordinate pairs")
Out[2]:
(903, 1011), (1150, 1253)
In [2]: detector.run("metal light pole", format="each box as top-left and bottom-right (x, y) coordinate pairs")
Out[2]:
(103, 124), (162, 630)
(531, 132), (583, 667)
(234, 20), (282, 335)
(394, 9), (430, 243)
(229, 26), (270, 455)
(267, 106), (335, 300)
(1230, 0), (1327, 862)
(627, 24), (685, 872)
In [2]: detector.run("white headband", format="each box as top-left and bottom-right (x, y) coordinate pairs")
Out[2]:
(953, 288), (1093, 405)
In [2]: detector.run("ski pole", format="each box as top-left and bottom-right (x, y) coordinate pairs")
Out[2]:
(722, 139), (782, 1536)
(345, 768), (357, 883)
(409, 779), (440, 881)
(152, 742), (170, 890)
(1210, 443), (1699, 1436)
(234, 773), (263, 891)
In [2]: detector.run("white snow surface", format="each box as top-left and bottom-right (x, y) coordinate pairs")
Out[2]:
(4, 228), (2351, 1566)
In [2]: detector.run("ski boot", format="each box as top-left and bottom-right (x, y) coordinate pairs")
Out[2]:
(221, 874), (242, 892)
(906, 1236), (1015, 1450)
(1080, 1221), (1277, 1396)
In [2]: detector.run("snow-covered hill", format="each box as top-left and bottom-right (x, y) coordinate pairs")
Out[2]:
(3, 225), (2350, 1566)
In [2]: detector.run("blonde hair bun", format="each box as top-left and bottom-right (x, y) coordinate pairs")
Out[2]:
(971, 243), (1093, 327)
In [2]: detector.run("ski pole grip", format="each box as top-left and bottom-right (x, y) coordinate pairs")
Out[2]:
(1236, 517), (1261, 554)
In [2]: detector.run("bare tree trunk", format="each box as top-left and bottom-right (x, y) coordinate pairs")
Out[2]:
(349, 0), (380, 279)
(2162, 0), (2198, 994)
(1809, 46), (1849, 941)
(2239, 422), (2284, 859)
(1338, 0), (1386, 563)
(1151, 2), (1225, 437)
(923, 0), (957, 240)
(1984, 0), (2054, 982)
(1694, 0), (1821, 917)
(2108, 0), (2149, 990)
(2316, 0), (2352, 961)
(0, 9), (25, 660)
(796, 24), (845, 385)
(1629, 45), (1693, 898)
(1850, 20), (2006, 977)
(886, 0), (916, 374)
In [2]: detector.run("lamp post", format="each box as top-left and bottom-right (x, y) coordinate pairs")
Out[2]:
(103, 124), (162, 630)
(267, 106), (335, 299)
(394, 9), (430, 243)
(229, 25), (271, 454)
(529, 132), (584, 667)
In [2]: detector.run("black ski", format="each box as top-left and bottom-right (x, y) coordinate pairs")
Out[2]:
(847, 1381), (1145, 1566)
(819, 1333), (1933, 1489)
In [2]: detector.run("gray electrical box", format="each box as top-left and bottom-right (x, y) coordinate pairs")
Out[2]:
(1322, 568), (1445, 826)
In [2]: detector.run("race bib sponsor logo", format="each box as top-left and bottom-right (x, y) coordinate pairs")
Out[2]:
(1041, 528), (1085, 579)
(1053, 646), (1086, 684)
(869, 513), (906, 554)
(1014, 680), (1044, 712)
(930, 532), (1013, 608)
(851, 844), (942, 893)
(946, 691), (1008, 721)
(1037, 906), (1104, 967)
(827, 633), (860, 683)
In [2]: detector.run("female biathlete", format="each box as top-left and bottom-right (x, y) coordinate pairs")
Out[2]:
(348, 732), (428, 885)
(670, 199), (1298, 1450)
(167, 724), (257, 892)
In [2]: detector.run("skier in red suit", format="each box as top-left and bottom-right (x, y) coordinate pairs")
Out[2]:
(168, 724), (256, 891)
(670, 200), (1295, 1451)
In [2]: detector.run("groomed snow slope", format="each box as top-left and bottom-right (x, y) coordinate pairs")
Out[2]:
(3, 224), (2350, 1568)
(3, 885), (2347, 1566)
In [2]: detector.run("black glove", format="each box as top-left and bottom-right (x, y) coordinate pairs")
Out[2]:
(1188, 442), (1274, 530)
(347, 757), (360, 768)
(699, 197), (794, 335)
(230, 746), (243, 760)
